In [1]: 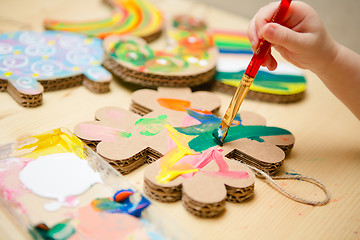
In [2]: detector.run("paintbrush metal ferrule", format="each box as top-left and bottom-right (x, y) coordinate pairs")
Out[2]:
(213, 74), (254, 145)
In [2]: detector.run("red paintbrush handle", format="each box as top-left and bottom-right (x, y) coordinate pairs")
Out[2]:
(245, 0), (292, 78)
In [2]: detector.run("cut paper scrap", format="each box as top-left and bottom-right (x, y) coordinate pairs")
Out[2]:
(102, 24), (218, 87)
(73, 87), (295, 217)
(212, 29), (306, 103)
(44, 0), (163, 43)
(0, 31), (112, 107)
(19, 152), (102, 211)
(0, 128), (184, 239)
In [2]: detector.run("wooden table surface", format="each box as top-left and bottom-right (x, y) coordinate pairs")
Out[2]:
(0, 0), (359, 239)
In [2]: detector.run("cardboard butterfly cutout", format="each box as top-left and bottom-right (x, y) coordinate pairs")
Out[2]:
(0, 31), (111, 107)
(74, 87), (295, 217)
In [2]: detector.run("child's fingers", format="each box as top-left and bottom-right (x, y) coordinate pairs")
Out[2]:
(248, 1), (283, 52)
(254, 2), (282, 37)
(261, 23), (303, 52)
(261, 49), (277, 71)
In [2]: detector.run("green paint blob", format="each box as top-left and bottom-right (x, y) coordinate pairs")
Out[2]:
(110, 40), (154, 66)
(135, 115), (169, 136)
(48, 223), (75, 240)
(118, 132), (131, 138)
(34, 222), (75, 240)
(146, 55), (186, 72)
(188, 125), (291, 152)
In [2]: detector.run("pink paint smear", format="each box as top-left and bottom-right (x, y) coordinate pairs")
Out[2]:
(79, 124), (128, 142)
(177, 148), (249, 179)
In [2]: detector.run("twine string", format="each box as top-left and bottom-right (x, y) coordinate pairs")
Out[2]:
(245, 164), (330, 206)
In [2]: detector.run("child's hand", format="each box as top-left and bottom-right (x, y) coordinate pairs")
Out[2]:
(247, 1), (338, 73)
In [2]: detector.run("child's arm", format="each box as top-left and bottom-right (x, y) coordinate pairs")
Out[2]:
(247, 1), (360, 119)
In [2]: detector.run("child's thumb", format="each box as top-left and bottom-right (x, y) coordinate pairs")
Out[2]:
(261, 23), (301, 51)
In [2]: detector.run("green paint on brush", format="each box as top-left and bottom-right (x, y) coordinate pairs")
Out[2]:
(189, 125), (291, 152)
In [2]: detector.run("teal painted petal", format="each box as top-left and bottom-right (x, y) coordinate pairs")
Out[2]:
(185, 108), (220, 124)
(188, 125), (291, 152)
(175, 123), (219, 135)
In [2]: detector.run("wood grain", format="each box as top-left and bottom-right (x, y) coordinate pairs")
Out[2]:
(0, 0), (359, 239)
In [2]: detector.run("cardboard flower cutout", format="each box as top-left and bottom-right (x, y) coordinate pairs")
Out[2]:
(74, 87), (295, 217)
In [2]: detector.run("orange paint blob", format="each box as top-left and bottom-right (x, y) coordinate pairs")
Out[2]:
(187, 107), (212, 114)
(157, 98), (191, 111)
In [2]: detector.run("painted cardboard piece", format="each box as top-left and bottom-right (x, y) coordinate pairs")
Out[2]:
(44, 0), (164, 43)
(212, 29), (307, 103)
(74, 87), (295, 217)
(172, 15), (207, 32)
(0, 31), (111, 107)
(102, 23), (218, 87)
(74, 88), (221, 173)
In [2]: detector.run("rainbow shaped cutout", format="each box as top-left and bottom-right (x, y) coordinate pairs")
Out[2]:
(213, 29), (306, 99)
(44, 0), (163, 42)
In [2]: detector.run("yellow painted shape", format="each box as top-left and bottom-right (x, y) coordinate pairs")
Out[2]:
(4, 72), (12, 77)
(16, 128), (84, 159)
(156, 125), (197, 183)
(249, 82), (306, 95)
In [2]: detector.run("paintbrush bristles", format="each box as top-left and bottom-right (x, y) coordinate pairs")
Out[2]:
(213, 74), (255, 145)
(212, 121), (229, 146)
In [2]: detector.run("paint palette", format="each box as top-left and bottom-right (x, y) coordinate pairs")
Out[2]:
(0, 128), (186, 240)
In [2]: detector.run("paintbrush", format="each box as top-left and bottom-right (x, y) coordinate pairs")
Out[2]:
(212, 0), (292, 146)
